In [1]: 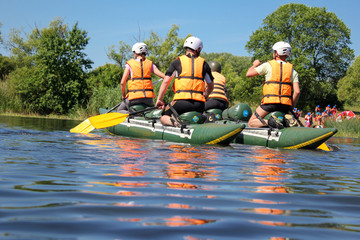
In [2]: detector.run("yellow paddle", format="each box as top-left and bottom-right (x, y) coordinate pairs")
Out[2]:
(316, 142), (331, 151)
(70, 106), (158, 134)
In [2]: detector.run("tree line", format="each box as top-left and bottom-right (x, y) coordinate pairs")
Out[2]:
(0, 3), (358, 118)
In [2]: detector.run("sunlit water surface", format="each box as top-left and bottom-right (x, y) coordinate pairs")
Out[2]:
(0, 115), (360, 240)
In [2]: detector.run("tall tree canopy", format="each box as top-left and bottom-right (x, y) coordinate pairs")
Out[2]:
(245, 3), (354, 109)
(337, 55), (360, 106)
(202, 52), (251, 103)
(7, 18), (92, 114)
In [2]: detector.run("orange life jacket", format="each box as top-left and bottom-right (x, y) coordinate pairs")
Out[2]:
(207, 71), (228, 102)
(173, 55), (206, 102)
(126, 58), (155, 101)
(262, 60), (293, 106)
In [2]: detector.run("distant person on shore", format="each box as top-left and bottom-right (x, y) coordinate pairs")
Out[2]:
(245, 41), (300, 128)
(315, 112), (322, 126)
(331, 105), (337, 118)
(305, 112), (313, 127)
(117, 42), (165, 113)
(325, 104), (331, 114)
(315, 105), (320, 114)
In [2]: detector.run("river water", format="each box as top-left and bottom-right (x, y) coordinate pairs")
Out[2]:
(0, 115), (359, 240)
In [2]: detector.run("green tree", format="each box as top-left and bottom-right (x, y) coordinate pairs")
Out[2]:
(87, 63), (122, 89)
(7, 28), (36, 68)
(0, 55), (15, 80)
(202, 52), (251, 104)
(245, 3), (354, 109)
(8, 18), (93, 114)
(145, 24), (186, 72)
(85, 63), (123, 114)
(107, 40), (132, 68)
(337, 55), (360, 107)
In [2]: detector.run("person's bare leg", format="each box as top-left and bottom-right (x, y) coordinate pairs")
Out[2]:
(160, 115), (173, 126)
(248, 106), (269, 127)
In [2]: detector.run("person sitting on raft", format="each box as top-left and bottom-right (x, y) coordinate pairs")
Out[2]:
(245, 41), (301, 128)
(117, 42), (166, 113)
(204, 61), (229, 111)
(155, 36), (214, 126)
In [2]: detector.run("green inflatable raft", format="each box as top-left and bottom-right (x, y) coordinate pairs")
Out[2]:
(99, 108), (244, 146)
(206, 103), (338, 150)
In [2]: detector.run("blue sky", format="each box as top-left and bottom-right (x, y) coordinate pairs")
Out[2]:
(1, 0), (359, 68)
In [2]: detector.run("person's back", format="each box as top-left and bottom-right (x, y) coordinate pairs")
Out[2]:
(205, 61), (229, 111)
(155, 36), (214, 126)
(245, 41), (300, 128)
(118, 42), (165, 113)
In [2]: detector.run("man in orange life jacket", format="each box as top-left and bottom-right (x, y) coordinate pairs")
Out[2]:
(246, 41), (300, 128)
(205, 61), (229, 111)
(117, 42), (165, 112)
(155, 36), (214, 126)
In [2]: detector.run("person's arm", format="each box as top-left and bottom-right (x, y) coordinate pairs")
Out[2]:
(155, 60), (178, 107)
(155, 75), (172, 108)
(153, 65), (166, 79)
(204, 81), (214, 99)
(120, 67), (130, 100)
(246, 60), (261, 77)
(292, 81), (300, 107)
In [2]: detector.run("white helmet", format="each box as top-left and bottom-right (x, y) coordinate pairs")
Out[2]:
(183, 36), (203, 51)
(272, 41), (292, 56)
(132, 42), (148, 54)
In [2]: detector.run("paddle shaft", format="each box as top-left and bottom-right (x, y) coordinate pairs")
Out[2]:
(128, 106), (159, 116)
(106, 102), (122, 113)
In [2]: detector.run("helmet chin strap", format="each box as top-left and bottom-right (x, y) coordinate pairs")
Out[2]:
(273, 51), (279, 59)
(196, 49), (201, 56)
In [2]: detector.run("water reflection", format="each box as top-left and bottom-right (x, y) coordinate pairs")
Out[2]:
(165, 145), (218, 190)
(246, 148), (292, 231)
(83, 138), (218, 227)
(251, 148), (292, 193)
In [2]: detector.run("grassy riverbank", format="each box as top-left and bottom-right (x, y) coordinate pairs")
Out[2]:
(324, 118), (360, 138)
(0, 112), (81, 121)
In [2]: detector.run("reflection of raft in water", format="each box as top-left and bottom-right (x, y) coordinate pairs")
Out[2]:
(206, 103), (338, 150)
(99, 108), (244, 146)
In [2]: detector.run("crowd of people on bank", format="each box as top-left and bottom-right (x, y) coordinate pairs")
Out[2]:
(299, 104), (358, 128)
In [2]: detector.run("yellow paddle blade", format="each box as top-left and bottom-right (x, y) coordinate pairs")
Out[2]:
(317, 142), (331, 151)
(89, 112), (129, 129)
(70, 119), (95, 134)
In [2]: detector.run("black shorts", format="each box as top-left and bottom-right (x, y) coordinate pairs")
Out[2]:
(205, 98), (228, 111)
(162, 100), (205, 116)
(129, 98), (154, 107)
(260, 104), (292, 113)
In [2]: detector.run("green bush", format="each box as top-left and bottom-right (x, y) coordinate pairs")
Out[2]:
(86, 85), (122, 115)
(324, 118), (360, 137)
